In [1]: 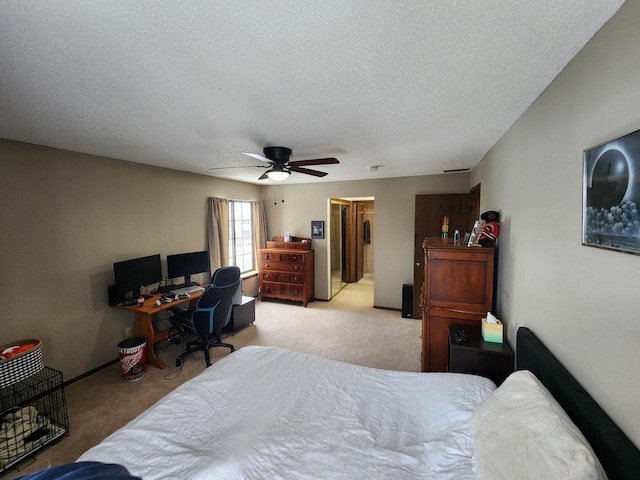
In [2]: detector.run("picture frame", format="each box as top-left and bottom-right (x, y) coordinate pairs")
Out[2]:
(311, 221), (324, 239)
(583, 128), (640, 255)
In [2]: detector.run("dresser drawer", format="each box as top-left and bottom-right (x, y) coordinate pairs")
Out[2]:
(261, 282), (305, 299)
(259, 260), (305, 273)
(259, 252), (306, 264)
(261, 271), (305, 284)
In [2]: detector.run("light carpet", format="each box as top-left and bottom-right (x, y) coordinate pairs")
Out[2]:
(5, 279), (421, 478)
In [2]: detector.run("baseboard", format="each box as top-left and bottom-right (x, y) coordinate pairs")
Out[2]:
(373, 305), (401, 312)
(63, 358), (119, 387)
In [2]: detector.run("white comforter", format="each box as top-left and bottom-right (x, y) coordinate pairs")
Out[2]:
(79, 346), (494, 479)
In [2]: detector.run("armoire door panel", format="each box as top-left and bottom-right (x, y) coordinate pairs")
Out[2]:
(427, 259), (490, 308)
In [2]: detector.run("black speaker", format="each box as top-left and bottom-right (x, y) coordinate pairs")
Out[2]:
(402, 284), (413, 318)
(108, 284), (126, 306)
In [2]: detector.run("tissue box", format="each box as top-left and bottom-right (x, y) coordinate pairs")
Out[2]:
(482, 317), (503, 343)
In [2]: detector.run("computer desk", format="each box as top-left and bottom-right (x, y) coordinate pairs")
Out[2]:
(115, 290), (203, 369)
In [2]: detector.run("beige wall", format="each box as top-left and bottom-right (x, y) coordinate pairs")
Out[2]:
(1, 140), (469, 380)
(262, 174), (471, 306)
(471, 0), (640, 447)
(0, 140), (261, 379)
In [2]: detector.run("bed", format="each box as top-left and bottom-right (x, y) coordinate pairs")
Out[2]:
(78, 327), (640, 479)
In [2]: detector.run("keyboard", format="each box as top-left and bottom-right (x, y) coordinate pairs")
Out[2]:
(169, 285), (205, 296)
(157, 284), (176, 293)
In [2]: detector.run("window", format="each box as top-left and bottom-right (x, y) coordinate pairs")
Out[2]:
(228, 201), (254, 273)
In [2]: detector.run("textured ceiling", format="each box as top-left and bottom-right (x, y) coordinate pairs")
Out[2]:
(0, 1), (624, 184)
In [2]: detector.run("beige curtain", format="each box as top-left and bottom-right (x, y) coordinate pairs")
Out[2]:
(208, 197), (267, 273)
(207, 197), (229, 271)
(252, 201), (268, 267)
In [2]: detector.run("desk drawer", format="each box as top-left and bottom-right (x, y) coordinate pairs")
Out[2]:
(261, 282), (304, 299)
(260, 271), (304, 284)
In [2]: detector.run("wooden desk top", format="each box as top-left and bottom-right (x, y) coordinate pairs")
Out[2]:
(115, 289), (205, 314)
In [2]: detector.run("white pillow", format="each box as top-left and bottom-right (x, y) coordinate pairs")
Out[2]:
(470, 370), (607, 480)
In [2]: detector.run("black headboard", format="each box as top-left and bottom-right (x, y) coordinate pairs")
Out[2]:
(516, 327), (640, 480)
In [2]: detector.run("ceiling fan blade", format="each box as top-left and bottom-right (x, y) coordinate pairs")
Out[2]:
(288, 158), (339, 167)
(258, 171), (270, 180)
(208, 165), (253, 171)
(208, 164), (268, 171)
(243, 152), (273, 164)
(290, 166), (328, 177)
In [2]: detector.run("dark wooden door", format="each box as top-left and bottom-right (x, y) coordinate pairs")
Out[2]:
(413, 189), (480, 318)
(343, 200), (364, 284)
(344, 202), (356, 283)
(469, 183), (481, 226)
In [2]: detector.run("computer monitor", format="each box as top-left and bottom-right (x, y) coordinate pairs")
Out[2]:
(166, 250), (210, 286)
(113, 254), (162, 298)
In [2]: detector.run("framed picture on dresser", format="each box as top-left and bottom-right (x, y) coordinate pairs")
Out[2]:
(582, 128), (640, 255)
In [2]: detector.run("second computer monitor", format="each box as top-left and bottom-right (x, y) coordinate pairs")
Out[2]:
(167, 250), (209, 286)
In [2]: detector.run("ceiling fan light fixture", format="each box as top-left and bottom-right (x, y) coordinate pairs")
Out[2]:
(267, 170), (290, 181)
(266, 164), (290, 181)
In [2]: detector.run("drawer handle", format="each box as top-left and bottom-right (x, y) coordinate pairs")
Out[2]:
(293, 256), (298, 261)
(292, 276), (298, 282)
(294, 266), (300, 270)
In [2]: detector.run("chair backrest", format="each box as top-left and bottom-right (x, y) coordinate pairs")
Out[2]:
(190, 266), (241, 335)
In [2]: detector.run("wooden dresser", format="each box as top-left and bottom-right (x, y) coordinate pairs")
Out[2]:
(421, 238), (495, 372)
(259, 238), (314, 307)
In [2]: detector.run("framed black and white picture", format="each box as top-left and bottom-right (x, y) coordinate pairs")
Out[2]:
(583, 128), (640, 255)
(311, 221), (324, 239)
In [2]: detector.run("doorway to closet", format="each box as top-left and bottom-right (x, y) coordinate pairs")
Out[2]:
(330, 197), (374, 298)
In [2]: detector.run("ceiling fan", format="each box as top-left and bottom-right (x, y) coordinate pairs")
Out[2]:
(210, 146), (339, 181)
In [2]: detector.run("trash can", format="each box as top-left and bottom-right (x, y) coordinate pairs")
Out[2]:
(117, 337), (147, 383)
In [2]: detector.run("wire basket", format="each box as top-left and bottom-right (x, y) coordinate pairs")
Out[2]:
(0, 339), (43, 389)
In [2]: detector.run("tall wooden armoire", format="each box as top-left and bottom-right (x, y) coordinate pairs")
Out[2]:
(421, 238), (495, 372)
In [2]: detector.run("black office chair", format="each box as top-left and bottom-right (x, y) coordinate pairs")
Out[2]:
(173, 265), (241, 367)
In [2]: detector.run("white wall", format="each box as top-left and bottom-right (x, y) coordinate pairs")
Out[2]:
(262, 174), (471, 306)
(471, 0), (640, 447)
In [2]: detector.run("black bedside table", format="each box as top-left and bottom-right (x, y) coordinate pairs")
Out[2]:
(448, 324), (513, 385)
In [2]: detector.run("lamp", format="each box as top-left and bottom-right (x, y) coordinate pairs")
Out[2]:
(266, 164), (290, 181)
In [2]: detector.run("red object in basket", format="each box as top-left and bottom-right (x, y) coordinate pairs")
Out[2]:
(1, 343), (37, 359)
